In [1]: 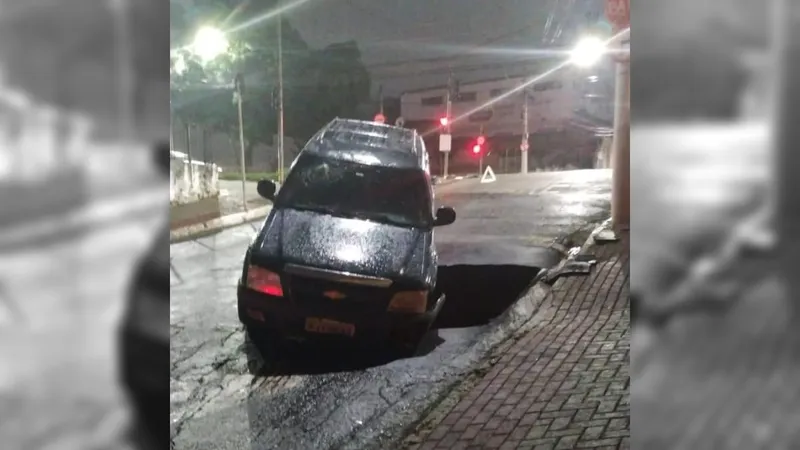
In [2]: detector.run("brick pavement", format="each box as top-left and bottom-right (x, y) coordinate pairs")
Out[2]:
(406, 238), (629, 450)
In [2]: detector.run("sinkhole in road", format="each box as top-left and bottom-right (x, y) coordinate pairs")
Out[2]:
(433, 265), (543, 329)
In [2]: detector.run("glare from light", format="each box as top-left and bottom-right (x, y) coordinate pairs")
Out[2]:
(336, 245), (364, 262)
(571, 36), (606, 68)
(173, 55), (187, 74)
(426, 28), (627, 137)
(192, 26), (229, 62)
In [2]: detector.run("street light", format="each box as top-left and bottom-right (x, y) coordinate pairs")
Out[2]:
(192, 26), (229, 62)
(570, 36), (606, 68)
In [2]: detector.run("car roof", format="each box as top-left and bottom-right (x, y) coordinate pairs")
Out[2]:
(301, 118), (426, 170)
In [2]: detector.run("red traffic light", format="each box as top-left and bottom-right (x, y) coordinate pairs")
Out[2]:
(476, 135), (486, 145)
(439, 117), (449, 127)
(472, 144), (481, 154)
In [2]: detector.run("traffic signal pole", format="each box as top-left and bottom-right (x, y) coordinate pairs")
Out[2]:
(521, 80), (529, 174)
(378, 84), (384, 115)
(478, 125), (485, 176)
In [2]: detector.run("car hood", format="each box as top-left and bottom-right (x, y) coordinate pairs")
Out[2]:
(257, 208), (429, 281)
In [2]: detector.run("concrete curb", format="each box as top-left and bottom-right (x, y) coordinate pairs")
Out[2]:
(583, 217), (616, 251)
(170, 205), (272, 242)
(491, 219), (613, 332)
(475, 272), (552, 353)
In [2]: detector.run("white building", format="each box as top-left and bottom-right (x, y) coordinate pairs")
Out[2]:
(400, 70), (583, 138)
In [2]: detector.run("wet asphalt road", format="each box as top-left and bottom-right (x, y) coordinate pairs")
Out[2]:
(170, 169), (611, 450)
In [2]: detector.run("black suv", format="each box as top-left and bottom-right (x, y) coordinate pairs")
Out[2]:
(237, 119), (456, 356)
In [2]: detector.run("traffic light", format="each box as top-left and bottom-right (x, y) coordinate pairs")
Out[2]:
(439, 117), (449, 127)
(472, 135), (486, 156)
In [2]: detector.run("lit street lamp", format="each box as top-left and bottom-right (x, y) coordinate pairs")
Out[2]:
(519, 35), (607, 174)
(570, 36), (607, 68)
(192, 26), (229, 62)
(187, 26), (250, 211)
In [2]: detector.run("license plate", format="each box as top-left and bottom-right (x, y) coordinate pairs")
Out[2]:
(304, 317), (355, 337)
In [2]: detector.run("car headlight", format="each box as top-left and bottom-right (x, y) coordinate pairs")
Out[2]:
(388, 290), (428, 314)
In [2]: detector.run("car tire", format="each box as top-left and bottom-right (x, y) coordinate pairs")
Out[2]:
(243, 325), (282, 375)
(390, 322), (432, 358)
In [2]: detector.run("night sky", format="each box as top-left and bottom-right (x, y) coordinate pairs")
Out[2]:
(286, 0), (565, 94)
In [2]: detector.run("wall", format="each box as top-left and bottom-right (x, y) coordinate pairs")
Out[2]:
(170, 118), (300, 173)
(169, 151), (220, 205)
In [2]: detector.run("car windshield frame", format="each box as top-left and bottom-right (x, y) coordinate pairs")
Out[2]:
(274, 153), (434, 229)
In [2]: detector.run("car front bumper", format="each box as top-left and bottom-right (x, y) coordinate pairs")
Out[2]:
(237, 285), (445, 341)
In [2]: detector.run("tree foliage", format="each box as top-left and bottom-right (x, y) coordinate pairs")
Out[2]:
(171, 0), (372, 166)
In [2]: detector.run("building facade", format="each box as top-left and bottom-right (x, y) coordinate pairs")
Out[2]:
(400, 70), (585, 138)
(399, 70), (606, 175)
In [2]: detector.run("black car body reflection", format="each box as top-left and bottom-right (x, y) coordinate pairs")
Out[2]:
(237, 119), (456, 356)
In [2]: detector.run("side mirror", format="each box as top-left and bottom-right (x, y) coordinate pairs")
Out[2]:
(256, 179), (277, 200)
(433, 206), (456, 227)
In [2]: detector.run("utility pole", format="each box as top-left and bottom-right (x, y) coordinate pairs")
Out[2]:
(444, 72), (453, 178)
(521, 80), (529, 173)
(185, 123), (194, 184)
(235, 74), (247, 210)
(277, 7), (286, 184)
(169, 106), (174, 151)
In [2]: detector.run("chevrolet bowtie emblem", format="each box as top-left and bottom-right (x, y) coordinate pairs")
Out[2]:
(323, 290), (346, 300)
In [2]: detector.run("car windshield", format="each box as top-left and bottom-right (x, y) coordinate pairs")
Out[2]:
(276, 153), (432, 228)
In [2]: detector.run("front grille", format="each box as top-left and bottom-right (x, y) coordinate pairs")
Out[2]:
(288, 274), (393, 314)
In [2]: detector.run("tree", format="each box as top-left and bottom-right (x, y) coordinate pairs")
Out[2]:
(171, 0), (373, 167)
(285, 41), (372, 142)
(170, 0), (302, 166)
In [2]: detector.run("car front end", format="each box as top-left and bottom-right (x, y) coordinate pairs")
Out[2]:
(238, 257), (443, 349)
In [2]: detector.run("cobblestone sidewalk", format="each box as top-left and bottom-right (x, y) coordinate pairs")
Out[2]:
(406, 237), (630, 450)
